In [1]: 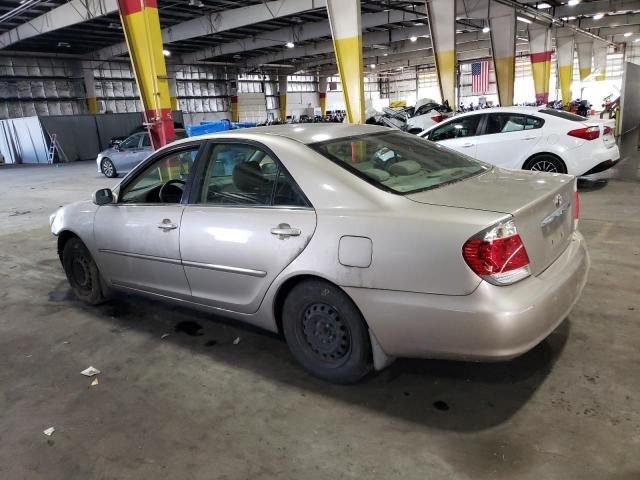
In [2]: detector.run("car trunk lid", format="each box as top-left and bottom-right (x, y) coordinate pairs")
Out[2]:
(406, 167), (576, 276)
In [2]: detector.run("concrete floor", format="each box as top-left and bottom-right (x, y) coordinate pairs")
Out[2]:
(1, 144), (639, 479)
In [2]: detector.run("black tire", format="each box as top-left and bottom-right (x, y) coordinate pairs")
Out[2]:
(101, 158), (117, 178)
(523, 154), (566, 174)
(62, 237), (107, 305)
(282, 279), (372, 384)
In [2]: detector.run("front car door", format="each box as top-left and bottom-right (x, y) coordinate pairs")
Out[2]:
(94, 143), (201, 298)
(425, 114), (483, 158)
(473, 113), (544, 168)
(180, 140), (317, 314)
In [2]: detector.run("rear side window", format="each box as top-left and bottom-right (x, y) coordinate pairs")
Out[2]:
(428, 115), (481, 141)
(483, 113), (544, 134)
(539, 109), (587, 121)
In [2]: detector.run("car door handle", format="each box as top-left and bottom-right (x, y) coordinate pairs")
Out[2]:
(462, 142), (474, 148)
(271, 223), (301, 238)
(157, 218), (177, 231)
(522, 136), (537, 140)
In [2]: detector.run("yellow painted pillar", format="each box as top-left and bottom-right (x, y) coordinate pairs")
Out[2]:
(556, 29), (575, 106)
(82, 61), (98, 114)
(326, 0), (365, 123)
(426, 0), (456, 108)
(593, 42), (608, 81)
(118, 0), (174, 148)
(489, 1), (516, 106)
(319, 76), (327, 116)
(528, 22), (552, 105)
(577, 36), (593, 81)
(279, 75), (288, 121)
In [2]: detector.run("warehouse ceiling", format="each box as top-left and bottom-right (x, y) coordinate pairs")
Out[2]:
(0, 0), (639, 64)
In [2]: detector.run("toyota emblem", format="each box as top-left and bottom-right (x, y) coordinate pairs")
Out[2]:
(554, 194), (563, 208)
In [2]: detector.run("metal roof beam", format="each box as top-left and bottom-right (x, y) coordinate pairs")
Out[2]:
(554, 0), (640, 17)
(92, 0), (327, 60)
(0, 0), (117, 49)
(181, 7), (425, 64)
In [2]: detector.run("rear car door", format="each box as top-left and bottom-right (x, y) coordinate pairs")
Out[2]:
(94, 144), (201, 298)
(474, 113), (544, 168)
(180, 140), (317, 314)
(425, 114), (483, 158)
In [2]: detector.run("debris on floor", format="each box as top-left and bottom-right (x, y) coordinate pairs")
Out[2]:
(43, 427), (55, 436)
(90, 377), (99, 387)
(80, 366), (101, 377)
(9, 210), (31, 217)
(233, 337), (241, 345)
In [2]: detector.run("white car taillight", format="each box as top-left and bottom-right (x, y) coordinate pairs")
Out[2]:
(462, 219), (531, 285)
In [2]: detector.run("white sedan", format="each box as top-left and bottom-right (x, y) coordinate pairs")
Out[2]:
(419, 106), (620, 176)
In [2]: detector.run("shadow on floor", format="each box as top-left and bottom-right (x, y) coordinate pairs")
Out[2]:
(50, 282), (569, 434)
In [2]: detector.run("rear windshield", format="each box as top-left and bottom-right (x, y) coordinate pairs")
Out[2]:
(539, 109), (587, 121)
(309, 131), (489, 194)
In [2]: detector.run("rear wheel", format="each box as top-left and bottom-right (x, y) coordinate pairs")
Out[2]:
(101, 158), (117, 178)
(282, 279), (372, 384)
(523, 154), (566, 174)
(62, 237), (107, 305)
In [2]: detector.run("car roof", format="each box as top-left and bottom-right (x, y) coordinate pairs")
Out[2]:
(179, 123), (391, 145)
(455, 106), (545, 117)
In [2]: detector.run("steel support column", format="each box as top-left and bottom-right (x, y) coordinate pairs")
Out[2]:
(279, 75), (288, 121)
(426, 0), (456, 108)
(555, 29), (575, 106)
(577, 36), (593, 81)
(593, 42), (608, 81)
(528, 22), (552, 105)
(326, 0), (364, 123)
(318, 76), (328, 116)
(489, 0), (516, 106)
(167, 63), (178, 111)
(117, 0), (174, 149)
(82, 61), (98, 114)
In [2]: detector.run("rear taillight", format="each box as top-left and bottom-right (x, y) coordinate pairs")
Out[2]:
(603, 126), (612, 135)
(567, 126), (600, 140)
(462, 219), (531, 285)
(431, 114), (447, 123)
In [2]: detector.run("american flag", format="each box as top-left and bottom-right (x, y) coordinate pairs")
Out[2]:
(471, 61), (490, 94)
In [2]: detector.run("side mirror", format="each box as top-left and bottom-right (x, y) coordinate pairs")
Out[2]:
(92, 188), (114, 206)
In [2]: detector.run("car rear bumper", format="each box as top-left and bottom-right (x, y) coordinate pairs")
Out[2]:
(581, 158), (620, 176)
(345, 231), (589, 361)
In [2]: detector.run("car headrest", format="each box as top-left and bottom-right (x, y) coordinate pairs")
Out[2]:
(232, 161), (269, 193)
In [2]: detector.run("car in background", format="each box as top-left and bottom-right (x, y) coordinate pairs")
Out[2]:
(54, 124), (589, 384)
(380, 98), (453, 134)
(97, 129), (186, 177)
(419, 106), (620, 176)
(108, 122), (184, 148)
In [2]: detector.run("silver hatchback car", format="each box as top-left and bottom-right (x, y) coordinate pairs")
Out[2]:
(52, 124), (589, 384)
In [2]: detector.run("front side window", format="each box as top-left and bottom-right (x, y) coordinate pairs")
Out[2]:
(483, 113), (544, 134)
(310, 131), (489, 194)
(119, 147), (199, 204)
(198, 143), (307, 207)
(429, 115), (482, 141)
(141, 134), (151, 148)
(119, 134), (142, 150)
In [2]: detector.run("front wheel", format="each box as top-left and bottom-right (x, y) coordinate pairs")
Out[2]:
(523, 155), (566, 174)
(62, 237), (108, 305)
(101, 158), (117, 178)
(282, 279), (372, 384)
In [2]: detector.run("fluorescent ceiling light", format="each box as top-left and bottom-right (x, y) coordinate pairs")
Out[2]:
(635, 38), (640, 42)
(537, 3), (551, 8)
(162, 49), (170, 56)
(482, 26), (490, 33)
(369, 64), (376, 68)
(517, 16), (532, 24)
(568, 0), (580, 6)
(624, 32), (632, 37)
(409, 36), (418, 42)
(285, 42), (295, 48)
(593, 13), (604, 20)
